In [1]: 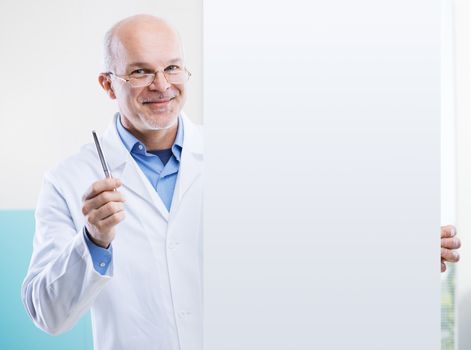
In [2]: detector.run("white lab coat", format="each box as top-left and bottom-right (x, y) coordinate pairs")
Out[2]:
(21, 113), (203, 350)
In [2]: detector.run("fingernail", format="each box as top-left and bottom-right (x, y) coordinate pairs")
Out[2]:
(452, 251), (459, 259)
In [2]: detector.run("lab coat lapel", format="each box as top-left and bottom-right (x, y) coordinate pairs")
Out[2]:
(100, 114), (169, 221)
(121, 160), (170, 221)
(171, 115), (203, 214)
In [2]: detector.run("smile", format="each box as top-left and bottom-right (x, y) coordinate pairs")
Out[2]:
(142, 97), (174, 105)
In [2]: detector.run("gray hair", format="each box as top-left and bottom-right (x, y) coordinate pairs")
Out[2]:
(103, 21), (120, 72)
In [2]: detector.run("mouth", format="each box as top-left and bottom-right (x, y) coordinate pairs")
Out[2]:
(142, 97), (175, 106)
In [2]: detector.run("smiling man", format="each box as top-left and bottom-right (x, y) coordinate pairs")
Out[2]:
(22, 15), (202, 350)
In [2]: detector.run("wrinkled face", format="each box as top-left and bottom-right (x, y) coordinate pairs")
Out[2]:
(110, 25), (187, 131)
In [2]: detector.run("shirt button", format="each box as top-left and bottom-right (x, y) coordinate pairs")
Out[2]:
(138, 145), (143, 150)
(99, 262), (106, 268)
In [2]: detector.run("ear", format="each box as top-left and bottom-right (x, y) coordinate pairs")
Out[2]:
(98, 73), (116, 99)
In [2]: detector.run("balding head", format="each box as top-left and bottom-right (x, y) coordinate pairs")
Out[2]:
(103, 14), (183, 72)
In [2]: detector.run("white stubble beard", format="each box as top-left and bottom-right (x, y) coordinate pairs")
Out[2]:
(139, 110), (179, 131)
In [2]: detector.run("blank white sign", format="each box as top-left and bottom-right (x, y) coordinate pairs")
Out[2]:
(204, 1), (441, 349)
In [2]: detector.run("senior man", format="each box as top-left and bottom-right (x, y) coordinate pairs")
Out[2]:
(22, 15), (202, 350)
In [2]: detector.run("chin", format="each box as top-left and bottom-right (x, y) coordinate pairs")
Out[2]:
(141, 113), (179, 130)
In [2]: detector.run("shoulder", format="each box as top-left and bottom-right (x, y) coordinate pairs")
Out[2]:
(45, 142), (101, 194)
(37, 142), (104, 230)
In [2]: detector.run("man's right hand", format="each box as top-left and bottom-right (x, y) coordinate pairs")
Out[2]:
(82, 178), (126, 248)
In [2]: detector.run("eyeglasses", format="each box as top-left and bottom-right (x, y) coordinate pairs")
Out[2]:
(107, 67), (191, 88)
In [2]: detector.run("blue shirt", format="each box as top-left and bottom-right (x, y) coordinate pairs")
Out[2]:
(84, 114), (184, 275)
(116, 114), (183, 211)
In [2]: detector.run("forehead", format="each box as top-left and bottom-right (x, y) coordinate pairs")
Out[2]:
(113, 23), (183, 69)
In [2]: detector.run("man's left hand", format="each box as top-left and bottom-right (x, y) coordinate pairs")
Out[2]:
(441, 225), (461, 273)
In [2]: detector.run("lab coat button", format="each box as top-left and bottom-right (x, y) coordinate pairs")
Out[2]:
(168, 242), (180, 250)
(178, 311), (191, 318)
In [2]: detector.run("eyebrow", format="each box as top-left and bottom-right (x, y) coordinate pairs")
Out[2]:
(127, 59), (183, 69)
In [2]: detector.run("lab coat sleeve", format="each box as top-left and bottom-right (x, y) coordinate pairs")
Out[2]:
(21, 172), (112, 335)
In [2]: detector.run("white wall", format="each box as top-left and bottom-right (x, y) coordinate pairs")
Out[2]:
(0, 0), (202, 209)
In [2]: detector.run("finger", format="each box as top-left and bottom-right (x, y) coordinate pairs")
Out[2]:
(87, 202), (125, 225)
(441, 247), (460, 262)
(82, 178), (122, 201)
(82, 191), (126, 215)
(441, 237), (461, 250)
(441, 225), (456, 238)
(95, 211), (125, 232)
(442, 261), (447, 273)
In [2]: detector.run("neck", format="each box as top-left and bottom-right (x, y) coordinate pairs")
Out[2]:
(121, 117), (178, 150)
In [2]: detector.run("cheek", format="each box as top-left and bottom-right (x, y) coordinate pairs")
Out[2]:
(175, 86), (187, 102)
(117, 92), (141, 115)
(125, 90), (143, 107)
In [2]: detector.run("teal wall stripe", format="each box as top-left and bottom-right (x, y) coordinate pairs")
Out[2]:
(0, 210), (93, 350)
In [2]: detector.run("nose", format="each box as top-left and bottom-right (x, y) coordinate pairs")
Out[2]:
(148, 71), (171, 92)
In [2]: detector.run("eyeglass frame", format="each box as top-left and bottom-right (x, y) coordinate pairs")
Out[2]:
(105, 67), (192, 88)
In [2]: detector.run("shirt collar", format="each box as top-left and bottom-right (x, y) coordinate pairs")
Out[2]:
(116, 113), (184, 161)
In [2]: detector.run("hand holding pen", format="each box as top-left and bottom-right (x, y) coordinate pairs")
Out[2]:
(80, 131), (126, 248)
